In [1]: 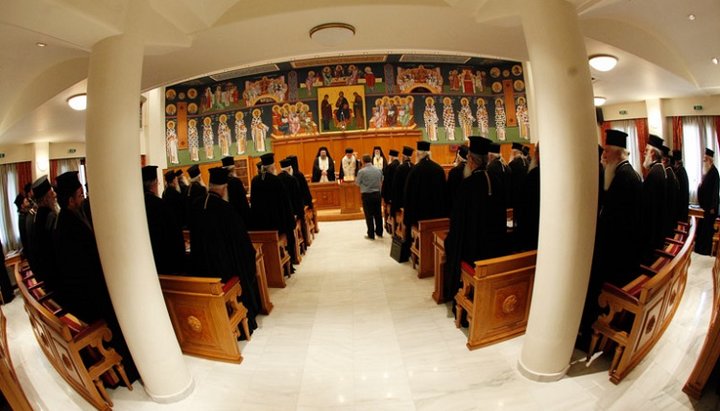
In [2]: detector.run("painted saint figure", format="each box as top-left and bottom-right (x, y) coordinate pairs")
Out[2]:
(166, 120), (179, 164)
(442, 97), (456, 141)
(495, 98), (507, 141)
(217, 114), (231, 157)
(235, 111), (247, 154)
(251, 109), (268, 152)
(516, 96), (530, 140)
(364, 66), (376, 91)
(305, 70), (316, 96)
(202, 117), (215, 159)
(353, 92), (364, 128)
(476, 98), (489, 138)
(458, 97), (475, 140)
(424, 97), (438, 141)
(188, 119), (200, 161)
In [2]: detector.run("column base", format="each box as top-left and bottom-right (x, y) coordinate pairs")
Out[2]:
(145, 377), (194, 404)
(517, 358), (568, 382)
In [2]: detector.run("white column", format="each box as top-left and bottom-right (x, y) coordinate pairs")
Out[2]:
(85, 33), (193, 402)
(518, 0), (598, 381)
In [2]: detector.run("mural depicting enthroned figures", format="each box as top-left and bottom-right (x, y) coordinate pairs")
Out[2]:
(271, 102), (319, 137)
(397, 65), (443, 94)
(369, 96), (416, 130)
(243, 75), (288, 106)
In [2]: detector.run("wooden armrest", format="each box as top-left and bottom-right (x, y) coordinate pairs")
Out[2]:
(461, 261), (475, 276)
(73, 320), (112, 346)
(601, 282), (640, 305)
(655, 249), (676, 259)
(27, 280), (45, 290)
(222, 276), (240, 293)
(639, 264), (658, 276)
(665, 237), (683, 245)
(621, 275), (650, 297)
(59, 313), (90, 335)
(36, 290), (55, 302)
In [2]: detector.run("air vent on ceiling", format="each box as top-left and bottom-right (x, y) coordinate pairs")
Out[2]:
(399, 54), (471, 64)
(210, 64), (280, 81)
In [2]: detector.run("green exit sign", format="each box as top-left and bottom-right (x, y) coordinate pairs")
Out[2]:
(619, 110), (628, 115)
(693, 105), (703, 111)
(68, 148), (77, 154)
(0, 153), (5, 158)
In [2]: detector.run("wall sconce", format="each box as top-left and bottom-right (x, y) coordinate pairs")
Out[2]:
(67, 94), (87, 111)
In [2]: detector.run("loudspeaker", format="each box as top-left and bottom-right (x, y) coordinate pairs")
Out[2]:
(595, 107), (605, 124)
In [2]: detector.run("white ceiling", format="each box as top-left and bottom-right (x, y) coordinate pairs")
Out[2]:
(0, 0), (717, 145)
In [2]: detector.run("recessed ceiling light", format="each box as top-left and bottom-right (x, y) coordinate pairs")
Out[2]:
(588, 54), (618, 72)
(713, 57), (719, 65)
(594, 96), (607, 107)
(688, 14), (696, 21)
(67, 94), (87, 111)
(36, 42), (46, 47)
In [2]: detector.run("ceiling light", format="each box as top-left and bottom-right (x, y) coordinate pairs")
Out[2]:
(67, 94), (87, 111)
(594, 96), (607, 107)
(688, 14), (696, 21)
(36, 42), (46, 47)
(309, 23), (355, 47)
(713, 57), (719, 65)
(588, 54), (618, 72)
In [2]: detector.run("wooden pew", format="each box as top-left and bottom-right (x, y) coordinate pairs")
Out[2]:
(304, 206), (315, 246)
(409, 218), (449, 279)
(587, 219), (695, 384)
(253, 244), (274, 315)
(249, 231), (292, 288)
(293, 218), (304, 264)
(454, 251), (537, 350)
(14, 267), (132, 411)
(159, 275), (249, 363)
(0, 306), (33, 411)
(685, 222), (720, 398)
(432, 230), (449, 303)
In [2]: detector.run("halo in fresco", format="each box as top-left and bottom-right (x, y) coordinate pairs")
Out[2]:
(187, 103), (198, 114)
(502, 69), (510, 78)
(165, 89), (176, 100)
(512, 65), (523, 76)
(490, 67), (501, 78)
(187, 88), (198, 99)
(178, 92), (186, 100)
(166, 104), (177, 115)
(491, 82), (502, 93)
(513, 80), (525, 92)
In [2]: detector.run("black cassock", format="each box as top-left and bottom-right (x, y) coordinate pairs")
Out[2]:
(294, 170), (314, 208)
(53, 207), (138, 381)
(487, 158), (511, 254)
(162, 186), (186, 228)
(250, 172), (297, 261)
(664, 166), (679, 236)
(311, 157), (336, 182)
(696, 165), (720, 255)
(29, 206), (57, 287)
(403, 157), (447, 229)
(508, 156), (528, 226)
(517, 166), (540, 251)
(675, 165), (689, 222)
(189, 192), (260, 332)
(641, 162), (667, 262)
(186, 181), (207, 224)
(390, 160), (413, 216)
(228, 176), (251, 225)
(145, 191), (186, 274)
(381, 159), (399, 204)
(445, 161), (465, 214)
(278, 171), (304, 219)
(443, 168), (499, 301)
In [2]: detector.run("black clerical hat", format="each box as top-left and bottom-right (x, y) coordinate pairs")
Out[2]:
(511, 142), (523, 151)
(388, 149), (399, 157)
(221, 156), (235, 168)
(648, 134), (664, 150)
(706, 148), (715, 158)
(31, 175), (52, 199)
(208, 167), (228, 185)
(55, 171), (81, 199)
(23, 183), (32, 195)
(488, 143), (501, 154)
(286, 155), (299, 170)
(417, 141), (431, 151)
(522, 146), (530, 156)
(187, 164), (201, 178)
(280, 158), (292, 168)
(661, 145), (670, 157)
(457, 145), (469, 160)
(14, 194), (24, 210)
(402, 146), (414, 156)
(468, 136), (491, 155)
(260, 153), (275, 166)
(164, 170), (177, 183)
(373, 146), (382, 151)
(605, 129), (628, 148)
(672, 150), (682, 161)
(141, 165), (158, 182)
(345, 147), (353, 154)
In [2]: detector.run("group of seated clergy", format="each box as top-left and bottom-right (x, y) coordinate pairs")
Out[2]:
(378, 138), (540, 304)
(143, 153), (315, 336)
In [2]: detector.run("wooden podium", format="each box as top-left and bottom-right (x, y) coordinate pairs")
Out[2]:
(339, 181), (362, 214)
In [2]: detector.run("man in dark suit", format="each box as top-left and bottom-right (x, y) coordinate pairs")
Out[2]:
(672, 150), (690, 222)
(641, 134), (667, 262)
(695, 148), (719, 255)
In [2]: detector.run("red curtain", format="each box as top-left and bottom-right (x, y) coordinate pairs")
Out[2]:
(15, 161), (33, 193)
(599, 121), (612, 145)
(672, 116), (683, 151)
(635, 118), (649, 177)
(49, 159), (60, 183)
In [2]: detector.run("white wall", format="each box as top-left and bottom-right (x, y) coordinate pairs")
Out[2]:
(49, 142), (86, 159)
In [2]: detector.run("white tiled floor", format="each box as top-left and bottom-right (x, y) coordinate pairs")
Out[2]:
(5, 219), (720, 410)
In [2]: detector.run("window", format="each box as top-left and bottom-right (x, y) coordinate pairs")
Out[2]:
(610, 120), (642, 175)
(682, 117), (719, 204)
(0, 164), (20, 254)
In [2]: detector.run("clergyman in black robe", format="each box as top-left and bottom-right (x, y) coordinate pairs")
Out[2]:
(372, 146), (388, 171)
(162, 170), (186, 229)
(287, 155), (313, 209)
(222, 156), (251, 225)
(311, 146), (336, 182)
(640, 135), (668, 262)
(517, 147), (540, 252)
(381, 149), (400, 213)
(390, 146), (414, 216)
(487, 143), (511, 254)
(443, 137), (497, 302)
(445, 145), (468, 214)
(186, 164), (208, 222)
(695, 148), (720, 255)
(142, 166), (186, 274)
(661, 146), (680, 237)
(673, 150), (690, 222)
(508, 143), (528, 227)
(28, 176), (57, 287)
(189, 167), (261, 334)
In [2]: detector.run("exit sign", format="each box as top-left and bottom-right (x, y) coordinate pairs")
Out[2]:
(0, 153), (5, 158)
(619, 110), (628, 115)
(68, 148), (77, 154)
(693, 105), (703, 111)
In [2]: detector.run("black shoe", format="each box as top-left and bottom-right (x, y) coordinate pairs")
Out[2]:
(365, 235), (375, 240)
(376, 232), (383, 238)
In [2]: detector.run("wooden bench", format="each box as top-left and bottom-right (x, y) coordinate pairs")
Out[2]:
(587, 219), (695, 384)
(454, 251), (537, 350)
(303, 205), (316, 246)
(14, 267), (132, 411)
(685, 222), (720, 398)
(159, 275), (249, 363)
(249, 231), (292, 288)
(0, 305), (32, 411)
(409, 218), (449, 279)
(432, 230), (449, 303)
(253, 244), (274, 315)
(293, 218), (304, 264)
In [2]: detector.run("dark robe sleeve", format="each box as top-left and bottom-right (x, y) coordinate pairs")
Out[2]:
(641, 163), (667, 260)
(228, 177), (251, 224)
(145, 193), (186, 274)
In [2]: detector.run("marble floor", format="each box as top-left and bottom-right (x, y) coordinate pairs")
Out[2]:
(4, 219), (720, 410)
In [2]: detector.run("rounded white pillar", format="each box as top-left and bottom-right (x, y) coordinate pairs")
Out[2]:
(517, 0), (598, 381)
(85, 34), (193, 401)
